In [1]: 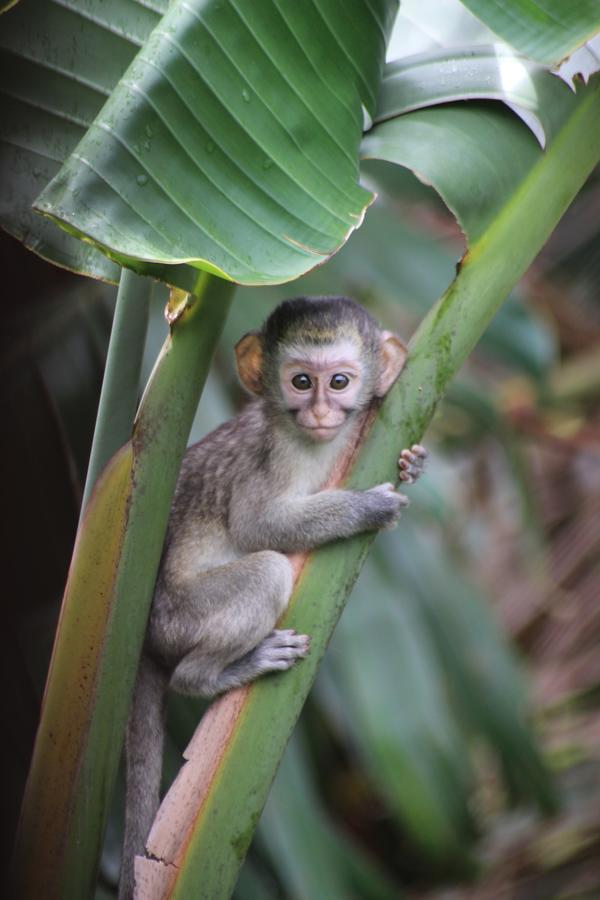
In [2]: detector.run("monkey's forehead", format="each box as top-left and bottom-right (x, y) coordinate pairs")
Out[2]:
(279, 321), (365, 345)
(280, 337), (363, 369)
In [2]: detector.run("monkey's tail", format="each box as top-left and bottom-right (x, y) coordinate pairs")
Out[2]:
(119, 653), (169, 900)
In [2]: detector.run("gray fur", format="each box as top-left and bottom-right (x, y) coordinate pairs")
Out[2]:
(119, 297), (422, 899)
(122, 656), (168, 900)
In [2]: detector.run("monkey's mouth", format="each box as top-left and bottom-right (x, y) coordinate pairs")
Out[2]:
(302, 424), (342, 441)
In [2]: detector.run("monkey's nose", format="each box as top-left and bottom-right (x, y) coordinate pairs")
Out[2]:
(312, 404), (329, 422)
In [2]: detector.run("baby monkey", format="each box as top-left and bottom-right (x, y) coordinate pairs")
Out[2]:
(120, 296), (426, 898)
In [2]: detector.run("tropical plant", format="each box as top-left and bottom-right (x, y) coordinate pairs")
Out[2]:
(2, 0), (599, 897)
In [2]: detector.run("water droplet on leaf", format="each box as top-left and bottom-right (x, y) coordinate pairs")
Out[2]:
(137, 174), (148, 186)
(242, 88), (250, 102)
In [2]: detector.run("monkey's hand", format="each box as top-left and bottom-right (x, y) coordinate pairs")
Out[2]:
(398, 444), (428, 485)
(360, 445), (427, 532)
(364, 483), (410, 530)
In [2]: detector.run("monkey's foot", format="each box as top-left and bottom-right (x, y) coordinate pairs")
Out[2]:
(205, 631), (309, 696)
(398, 444), (428, 484)
(254, 629), (310, 673)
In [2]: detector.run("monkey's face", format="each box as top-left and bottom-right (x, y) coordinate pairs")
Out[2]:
(279, 339), (366, 442)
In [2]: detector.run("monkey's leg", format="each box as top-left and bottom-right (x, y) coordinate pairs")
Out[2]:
(167, 551), (308, 698)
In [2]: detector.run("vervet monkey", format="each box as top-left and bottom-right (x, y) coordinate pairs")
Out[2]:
(120, 296), (427, 898)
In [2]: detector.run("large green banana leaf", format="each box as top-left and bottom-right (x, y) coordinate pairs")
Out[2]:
(457, 0), (600, 65)
(364, 75), (580, 244)
(4, 0), (588, 289)
(0, 0), (165, 280)
(376, 46), (568, 147)
(33, 0), (397, 286)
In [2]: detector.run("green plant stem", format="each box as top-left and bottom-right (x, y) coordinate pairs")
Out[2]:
(12, 273), (234, 900)
(81, 268), (152, 515)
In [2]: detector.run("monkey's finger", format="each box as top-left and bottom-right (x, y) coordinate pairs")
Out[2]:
(399, 447), (427, 482)
(383, 494), (408, 529)
(398, 460), (421, 477)
(398, 457), (419, 471)
(256, 631), (310, 672)
(399, 448), (419, 465)
(385, 492), (410, 518)
(402, 446), (424, 461)
(399, 457), (424, 473)
(399, 446), (428, 466)
(270, 629), (310, 653)
(376, 485), (410, 504)
(369, 482), (396, 497)
(271, 628), (307, 642)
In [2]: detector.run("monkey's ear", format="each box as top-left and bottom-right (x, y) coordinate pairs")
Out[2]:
(375, 331), (408, 397)
(235, 332), (264, 395)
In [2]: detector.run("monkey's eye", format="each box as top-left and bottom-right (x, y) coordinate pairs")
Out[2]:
(329, 373), (350, 390)
(291, 373), (312, 391)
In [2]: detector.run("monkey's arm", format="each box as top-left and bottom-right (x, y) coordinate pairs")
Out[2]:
(230, 444), (427, 554)
(229, 483), (405, 553)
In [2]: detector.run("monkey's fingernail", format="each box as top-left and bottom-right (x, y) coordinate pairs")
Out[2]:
(413, 444), (427, 457)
